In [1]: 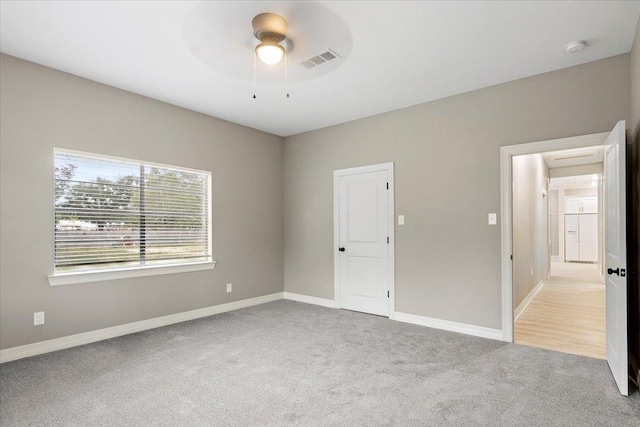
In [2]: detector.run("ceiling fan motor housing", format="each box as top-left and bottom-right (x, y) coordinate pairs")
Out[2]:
(252, 13), (288, 43)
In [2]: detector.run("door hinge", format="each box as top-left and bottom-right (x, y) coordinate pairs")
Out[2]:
(387, 236), (389, 244)
(386, 182), (389, 190)
(510, 254), (513, 260)
(387, 291), (389, 298)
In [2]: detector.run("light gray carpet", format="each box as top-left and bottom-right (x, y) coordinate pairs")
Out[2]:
(1, 300), (638, 426)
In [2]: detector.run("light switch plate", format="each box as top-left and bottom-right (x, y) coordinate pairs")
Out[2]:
(488, 213), (497, 225)
(398, 215), (405, 225)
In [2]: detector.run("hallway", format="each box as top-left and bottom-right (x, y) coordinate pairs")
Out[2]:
(514, 262), (605, 359)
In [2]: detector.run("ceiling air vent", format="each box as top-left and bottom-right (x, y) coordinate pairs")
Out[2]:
(299, 49), (341, 70)
(553, 153), (594, 161)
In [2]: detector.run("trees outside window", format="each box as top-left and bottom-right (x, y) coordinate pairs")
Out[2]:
(54, 149), (211, 272)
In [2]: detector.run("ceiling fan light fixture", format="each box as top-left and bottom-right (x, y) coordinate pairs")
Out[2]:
(255, 42), (285, 65)
(251, 12), (290, 98)
(252, 13), (288, 65)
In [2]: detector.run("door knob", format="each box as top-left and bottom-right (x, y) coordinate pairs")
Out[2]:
(338, 247), (345, 252)
(607, 268), (620, 276)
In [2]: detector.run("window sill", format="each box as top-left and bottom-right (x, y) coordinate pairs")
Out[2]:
(48, 260), (217, 287)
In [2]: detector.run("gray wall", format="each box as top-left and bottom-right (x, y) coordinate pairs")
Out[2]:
(284, 54), (630, 330)
(512, 154), (549, 309)
(1, 48), (634, 351)
(0, 54), (284, 350)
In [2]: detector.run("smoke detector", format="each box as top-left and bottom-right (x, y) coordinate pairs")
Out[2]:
(565, 41), (586, 53)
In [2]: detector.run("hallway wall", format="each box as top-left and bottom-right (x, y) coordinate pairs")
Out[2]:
(512, 154), (550, 309)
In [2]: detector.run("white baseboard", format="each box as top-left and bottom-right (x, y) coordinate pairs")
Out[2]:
(2, 291), (506, 363)
(394, 312), (503, 341)
(283, 292), (337, 308)
(0, 292), (284, 364)
(514, 281), (544, 322)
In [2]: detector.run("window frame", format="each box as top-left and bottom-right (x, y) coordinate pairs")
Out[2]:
(48, 148), (215, 286)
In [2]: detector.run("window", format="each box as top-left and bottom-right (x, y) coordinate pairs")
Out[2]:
(52, 149), (213, 281)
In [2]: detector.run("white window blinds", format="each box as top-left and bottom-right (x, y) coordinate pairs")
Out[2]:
(54, 149), (211, 272)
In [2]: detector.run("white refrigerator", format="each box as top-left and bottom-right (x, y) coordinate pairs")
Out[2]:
(565, 213), (598, 262)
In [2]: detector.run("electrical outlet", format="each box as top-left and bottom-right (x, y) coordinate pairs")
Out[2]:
(34, 311), (45, 326)
(226, 283), (232, 293)
(530, 268), (534, 276)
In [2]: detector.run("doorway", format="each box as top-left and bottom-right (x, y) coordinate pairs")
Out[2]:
(500, 122), (629, 396)
(513, 168), (605, 360)
(333, 162), (395, 317)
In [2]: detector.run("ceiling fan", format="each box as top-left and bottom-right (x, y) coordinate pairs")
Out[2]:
(181, 1), (352, 97)
(251, 12), (290, 98)
(252, 13), (288, 65)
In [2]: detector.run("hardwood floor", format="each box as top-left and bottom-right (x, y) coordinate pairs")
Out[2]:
(514, 262), (605, 359)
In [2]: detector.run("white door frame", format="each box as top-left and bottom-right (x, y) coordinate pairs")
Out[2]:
(334, 162), (395, 318)
(500, 132), (608, 342)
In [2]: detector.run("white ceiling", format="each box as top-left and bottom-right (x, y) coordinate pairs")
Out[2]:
(1, 1), (639, 137)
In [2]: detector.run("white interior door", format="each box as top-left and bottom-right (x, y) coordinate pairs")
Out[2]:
(565, 215), (579, 261)
(579, 214), (598, 262)
(604, 120), (628, 396)
(336, 167), (391, 317)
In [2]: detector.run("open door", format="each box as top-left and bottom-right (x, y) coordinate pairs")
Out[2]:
(604, 120), (628, 396)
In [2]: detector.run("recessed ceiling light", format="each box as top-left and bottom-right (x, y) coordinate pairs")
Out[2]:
(565, 41), (586, 53)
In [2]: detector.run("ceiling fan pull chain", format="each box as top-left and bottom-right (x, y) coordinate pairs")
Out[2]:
(285, 50), (290, 99)
(253, 50), (257, 99)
